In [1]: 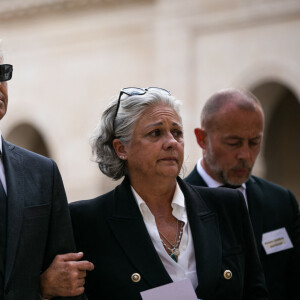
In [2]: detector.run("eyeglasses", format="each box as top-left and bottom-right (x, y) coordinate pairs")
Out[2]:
(113, 87), (171, 132)
(0, 64), (13, 82)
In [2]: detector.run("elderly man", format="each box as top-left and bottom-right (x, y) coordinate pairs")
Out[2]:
(0, 48), (93, 299)
(185, 88), (300, 300)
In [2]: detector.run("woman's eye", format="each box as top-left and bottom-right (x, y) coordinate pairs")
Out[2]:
(172, 129), (183, 138)
(149, 129), (160, 137)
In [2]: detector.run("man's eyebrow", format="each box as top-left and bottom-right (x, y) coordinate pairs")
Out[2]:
(223, 135), (262, 140)
(223, 135), (242, 140)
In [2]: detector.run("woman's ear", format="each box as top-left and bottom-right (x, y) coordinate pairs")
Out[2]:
(194, 128), (207, 150)
(113, 139), (128, 160)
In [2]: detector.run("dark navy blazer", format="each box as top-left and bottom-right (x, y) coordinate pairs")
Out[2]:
(70, 176), (268, 300)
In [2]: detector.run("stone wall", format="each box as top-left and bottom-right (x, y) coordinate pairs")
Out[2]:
(1, 0), (299, 201)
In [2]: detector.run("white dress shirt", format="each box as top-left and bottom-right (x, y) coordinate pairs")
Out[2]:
(196, 158), (247, 206)
(0, 134), (7, 194)
(131, 183), (198, 289)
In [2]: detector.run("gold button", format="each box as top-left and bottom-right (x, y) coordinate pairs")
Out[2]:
(224, 270), (232, 280)
(131, 273), (141, 283)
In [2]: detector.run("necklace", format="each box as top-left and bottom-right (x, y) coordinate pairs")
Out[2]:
(159, 218), (179, 245)
(158, 220), (184, 263)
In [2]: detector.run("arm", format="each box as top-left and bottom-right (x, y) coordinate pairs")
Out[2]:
(287, 191), (300, 299)
(39, 161), (94, 299)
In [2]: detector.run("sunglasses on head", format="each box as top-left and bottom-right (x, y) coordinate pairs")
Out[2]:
(0, 64), (13, 82)
(112, 87), (171, 132)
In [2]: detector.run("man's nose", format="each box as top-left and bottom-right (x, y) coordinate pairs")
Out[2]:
(237, 144), (251, 160)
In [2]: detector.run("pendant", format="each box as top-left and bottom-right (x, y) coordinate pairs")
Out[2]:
(170, 248), (180, 262)
(170, 253), (178, 263)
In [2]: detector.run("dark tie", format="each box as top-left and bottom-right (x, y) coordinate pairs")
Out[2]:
(220, 184), (241, 189)
(0, 157), (7, 297)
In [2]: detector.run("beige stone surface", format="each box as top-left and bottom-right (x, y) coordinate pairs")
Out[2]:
(0, 0), (299, 201)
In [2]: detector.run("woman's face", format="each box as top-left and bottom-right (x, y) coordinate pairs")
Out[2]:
(124, 104), (184, 182)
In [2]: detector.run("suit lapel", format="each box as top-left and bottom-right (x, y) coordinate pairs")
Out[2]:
(179, 179), (221, 297)
(2, 140), (24, 287)
(107, 177), (172, 288)
(246, 177), (264, 253)
(184, 166), (208, 187)
(108, 177), (222, 296)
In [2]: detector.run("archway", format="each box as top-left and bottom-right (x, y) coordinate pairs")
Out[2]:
(6, 123), (50, 158)
(251, 82), (300, 203)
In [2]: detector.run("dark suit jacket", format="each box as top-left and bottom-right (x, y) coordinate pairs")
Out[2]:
(2, 139), (83, 300)
(184, 166), (300, 300)
(70, 176), (268, 300)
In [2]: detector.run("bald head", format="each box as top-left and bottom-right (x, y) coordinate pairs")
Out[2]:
(201, 88), (264, 131)
(195, 88), (265, 186)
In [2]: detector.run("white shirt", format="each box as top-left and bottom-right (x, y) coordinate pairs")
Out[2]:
(131, 183), (198, 289)
(197, 158), (247, 206)
(0, 134), (7, 194)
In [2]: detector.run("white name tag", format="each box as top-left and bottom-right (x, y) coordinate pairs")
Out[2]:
(141, 278), (198, 300)
(262, 227), (293, 255)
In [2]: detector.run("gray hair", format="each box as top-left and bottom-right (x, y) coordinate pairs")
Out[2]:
(201, 88), (263, 130)
(90, 88), (182, 180)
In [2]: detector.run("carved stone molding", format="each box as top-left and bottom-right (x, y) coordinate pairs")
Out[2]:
(0, 0), (150, 19)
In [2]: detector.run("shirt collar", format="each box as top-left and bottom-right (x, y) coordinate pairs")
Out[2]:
(131, 181), (187, 222)
(197, 158), (246, 190)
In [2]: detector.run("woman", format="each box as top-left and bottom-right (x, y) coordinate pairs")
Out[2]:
(70, 87), (268, 300)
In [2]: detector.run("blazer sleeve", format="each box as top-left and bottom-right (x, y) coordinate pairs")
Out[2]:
(41, 160), (86, 300)
(287, 191), (300, 299)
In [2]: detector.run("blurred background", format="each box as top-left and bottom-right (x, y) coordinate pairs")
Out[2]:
(0, 0), (299, 203)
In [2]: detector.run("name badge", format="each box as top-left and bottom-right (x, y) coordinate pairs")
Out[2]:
(140, 278), (198, 300)
(262, 227), (293, 255)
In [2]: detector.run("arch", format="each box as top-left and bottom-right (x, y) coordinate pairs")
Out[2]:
(6, 123), (50, 158)
(234, 60), (300, 105)
(251, 81), (300, 203)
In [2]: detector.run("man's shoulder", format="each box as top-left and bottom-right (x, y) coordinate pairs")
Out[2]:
(248, 175), (292, 194)
(4, 140), (54, 165)
(248, 175), (298, 212)
(184, 165), (206, 186)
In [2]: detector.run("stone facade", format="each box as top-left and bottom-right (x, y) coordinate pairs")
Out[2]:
(0, 0), (299, 202)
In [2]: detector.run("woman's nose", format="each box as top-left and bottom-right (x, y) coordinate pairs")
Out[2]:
(163, 133), (177, 149)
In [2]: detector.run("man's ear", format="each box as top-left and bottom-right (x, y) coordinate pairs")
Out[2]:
(194, 128), (207, 150)
(113, 139), (128, 159)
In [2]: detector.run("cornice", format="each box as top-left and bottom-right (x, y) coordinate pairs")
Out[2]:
(0, 0), (150, 19)
(176, 0), (300, 34)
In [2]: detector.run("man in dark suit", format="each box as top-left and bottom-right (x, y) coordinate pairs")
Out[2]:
(184, 88), (300, 300)
(0, 49), (93, 299)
